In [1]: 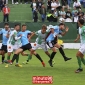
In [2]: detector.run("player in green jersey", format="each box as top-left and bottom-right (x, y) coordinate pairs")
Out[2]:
(5, 24), (22, 67)
(74, 19), (85, 73)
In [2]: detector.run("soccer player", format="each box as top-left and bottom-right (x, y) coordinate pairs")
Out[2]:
(5, 24), (22, 67)
(23, 24), (54, 64)
(0, 23), (10, 64)
(74, 19), (85, 73)
(8, 24), (45, 67)
(46, 23), (72, 67)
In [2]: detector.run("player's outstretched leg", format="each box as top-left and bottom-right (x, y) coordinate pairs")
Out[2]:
(59, 47), (72, 61)
(45, 51), (50, 58)
(5, 52), (11, 67)
(9, 48), (23, 64)
(48, 51), (56, 67)
(34, 53), (45, 67)
(11, 54), (18, 63)
(75, 56), (83, 73)
(55, 43), (72, 61)
(75, 51), (83, 73)
(45, 51), (55, 65)
(23, 54), (32, 64)
(15, 54), (22, 67)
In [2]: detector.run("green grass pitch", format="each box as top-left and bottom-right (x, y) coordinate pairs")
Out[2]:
(0, 49), (85, 85)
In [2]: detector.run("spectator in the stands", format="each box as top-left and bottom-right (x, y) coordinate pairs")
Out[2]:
(37, 0), (43, 13)
(83, 0), (85, 8)
(12, 0), (14, 4)
(78, 8), (84, 18)
(30, 0), (37, 20)
(47, 11), (52, 22)
(80, 0), (83, 5)
(65, 9), (72, 22)
(59, 7), (66, 17)
(33, 9), (38, 22)
(73, 0), (81, 9)
(40, 4), (46, 22)
(53, 9), (58, 22)
(54, 9), (58, 17)
(0, 0), (6, 11)
(77, 8), (84, 30)
(67, 0), (72, 8)
(56, 0), (62, 11)
(47, 11), (56, 22)
(79, 15), (84, 20)
(72, 7), (78, 17)
(65, 17), (72, 22)
(59, 15), (65, 23)
(47, 11), (53, 22)
(66, 9), (72, 18)
(73, 12), (78, 22)
(5, 0), (8, 4)
(51, 0), (57, 13)
(61, 0), (69, 9)
(2, 4), (10, 22)
(47, 0), (51, 12)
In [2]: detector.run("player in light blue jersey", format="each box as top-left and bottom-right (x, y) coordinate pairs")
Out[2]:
(8, 24), (45, 67)
(0, 23), (10, 63)
(46, 23), (71, 67)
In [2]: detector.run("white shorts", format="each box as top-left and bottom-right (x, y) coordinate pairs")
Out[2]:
(32, 42), (48, 52)
(13, 44), (22, 50)
(7, 44), (21, 52)
(7, 44), (14, 52)
(79, 44), (85, 54)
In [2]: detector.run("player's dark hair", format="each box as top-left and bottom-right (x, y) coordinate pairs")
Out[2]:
(78, 19), (84, 25)
(42, 24), (47, 29)
(28, 33), (31, 35)
(4, 22), (9, 26)
(22, 24), (26, 27)
(15, 24), (20, 27)
(59, 23), (65, 26)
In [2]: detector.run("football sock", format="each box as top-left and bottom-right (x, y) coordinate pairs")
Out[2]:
(81, 57), (85, 65)
(27, 54), (32, 62)
(11, 54), (18, 63)
(50, 52), (56, 61)
(77, 56), (82, 69)
(2, 56), (5, 62)
(59, 47), (66, 59)
(16, 54), (19, 64)
(7, 56), (10, 60)
(35, 54), (43, 62)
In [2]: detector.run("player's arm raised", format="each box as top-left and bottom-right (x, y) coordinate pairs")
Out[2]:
(74, 34), (80, 42)
(61, 26), (69, 36)
(28, 32), (35, 41)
